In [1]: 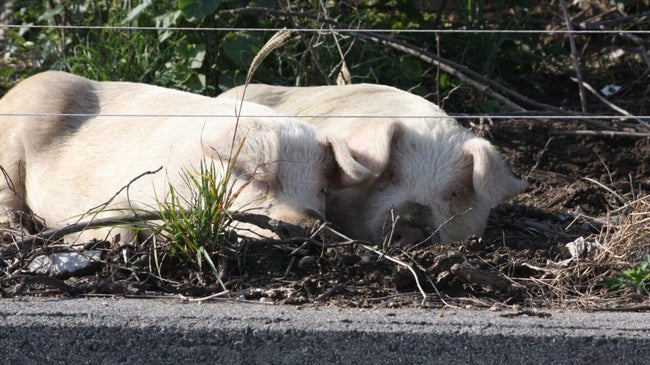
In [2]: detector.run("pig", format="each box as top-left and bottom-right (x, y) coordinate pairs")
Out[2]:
(219, 83), (527, 245)
(0, 71), (370, 244)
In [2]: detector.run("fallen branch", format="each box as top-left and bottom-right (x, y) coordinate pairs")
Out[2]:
(363, 33), (526, 111)
(570, 11), (650, 47)
(3, 274), (82, 296)
(225, 7), (638, 132)
(549, 130), (650, 138)
(221, 7), (583, 115)
(570, 77), (650, 130)
(561, 0), (588, 113)
(10, 210), (316, 248)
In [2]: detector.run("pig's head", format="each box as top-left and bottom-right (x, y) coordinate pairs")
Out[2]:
(326, 119), (527, 246)
(205, 115), (370, 237)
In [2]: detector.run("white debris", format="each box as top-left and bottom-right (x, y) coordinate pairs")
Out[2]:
(28, 250), (103, 276)
(600, 84), (622, 97)
(552, 237), (598, 268)
(605, 48), (625, 61)
(565, 236), (597, 259)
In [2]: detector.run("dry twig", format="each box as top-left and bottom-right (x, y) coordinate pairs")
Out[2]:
(561, 0), (588, 113)
(10, 211), (316, 249)
(549, 130), (650, 138)
(569, 77), (650, 130)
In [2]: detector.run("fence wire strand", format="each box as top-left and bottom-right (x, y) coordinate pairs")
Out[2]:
(0, 112), (648, 121)
(1, 23), (650, 34)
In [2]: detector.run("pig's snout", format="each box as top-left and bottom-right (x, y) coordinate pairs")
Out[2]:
(274, 208), (326, 238)
(303, 208), (326, 226)
(385, 201), (439, 247)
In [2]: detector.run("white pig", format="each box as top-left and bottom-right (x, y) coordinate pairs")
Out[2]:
(0, 72), (370, 244)
(219, 83), (527, 245)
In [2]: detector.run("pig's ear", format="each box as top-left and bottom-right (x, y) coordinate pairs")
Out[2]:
(462, 138), (527, 207)
(319, 134), (372, 189)
(205, 125), (279, 184)
(344, 119), (403, 177)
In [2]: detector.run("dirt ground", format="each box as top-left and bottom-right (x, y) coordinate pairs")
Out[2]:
(2, 115), (648, 310)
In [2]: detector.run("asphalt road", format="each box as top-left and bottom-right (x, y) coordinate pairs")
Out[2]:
(1, 297), (649, 364)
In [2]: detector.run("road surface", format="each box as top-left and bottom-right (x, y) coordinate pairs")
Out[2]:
(1, 297), (649, 364)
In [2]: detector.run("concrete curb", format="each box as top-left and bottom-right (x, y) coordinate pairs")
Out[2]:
(1, 297), (650, 364)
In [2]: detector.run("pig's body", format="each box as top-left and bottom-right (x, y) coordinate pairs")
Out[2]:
(0, 72), (369, 244)
(220, 84), (527, 245)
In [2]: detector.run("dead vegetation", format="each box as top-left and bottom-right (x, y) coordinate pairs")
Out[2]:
(537, 194), (650, 308)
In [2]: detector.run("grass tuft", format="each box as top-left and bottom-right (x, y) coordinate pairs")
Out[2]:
(151, 146), (247, 288)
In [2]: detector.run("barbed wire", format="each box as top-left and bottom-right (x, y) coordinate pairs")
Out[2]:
(1, 24), (649, 34)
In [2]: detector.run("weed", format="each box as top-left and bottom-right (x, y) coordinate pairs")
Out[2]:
(151, 147), (246, 288)
(605, 254), (650, 296)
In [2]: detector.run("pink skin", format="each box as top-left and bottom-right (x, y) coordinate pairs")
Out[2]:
(220, 83), (528, 245)
(0, 72), (370, 244)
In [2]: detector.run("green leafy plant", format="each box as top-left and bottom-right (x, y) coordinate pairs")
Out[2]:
(605, 254), (650, 295)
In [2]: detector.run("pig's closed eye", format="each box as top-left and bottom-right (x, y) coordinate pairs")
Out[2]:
(246, 179), (273, 197)
(380, 166), (400, 185)
(261, 181), (273, 195)
(446, 186), (468, 200)
(444, 185), (473, 214)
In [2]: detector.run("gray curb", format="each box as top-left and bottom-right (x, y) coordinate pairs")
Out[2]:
(1, 297), (649, 364)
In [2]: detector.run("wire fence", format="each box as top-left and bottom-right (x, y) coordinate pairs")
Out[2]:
(1, 15), (649, 127)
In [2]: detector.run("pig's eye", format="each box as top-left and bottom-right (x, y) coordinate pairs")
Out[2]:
(380, 166), (400, 185)
(262, 182), (272, 196)
(445, 188), (464, 202)
(318, 186), (327, 197)
(445, 185), (474, 214)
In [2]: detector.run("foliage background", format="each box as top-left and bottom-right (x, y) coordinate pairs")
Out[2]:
(1, 0), (649, 115)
